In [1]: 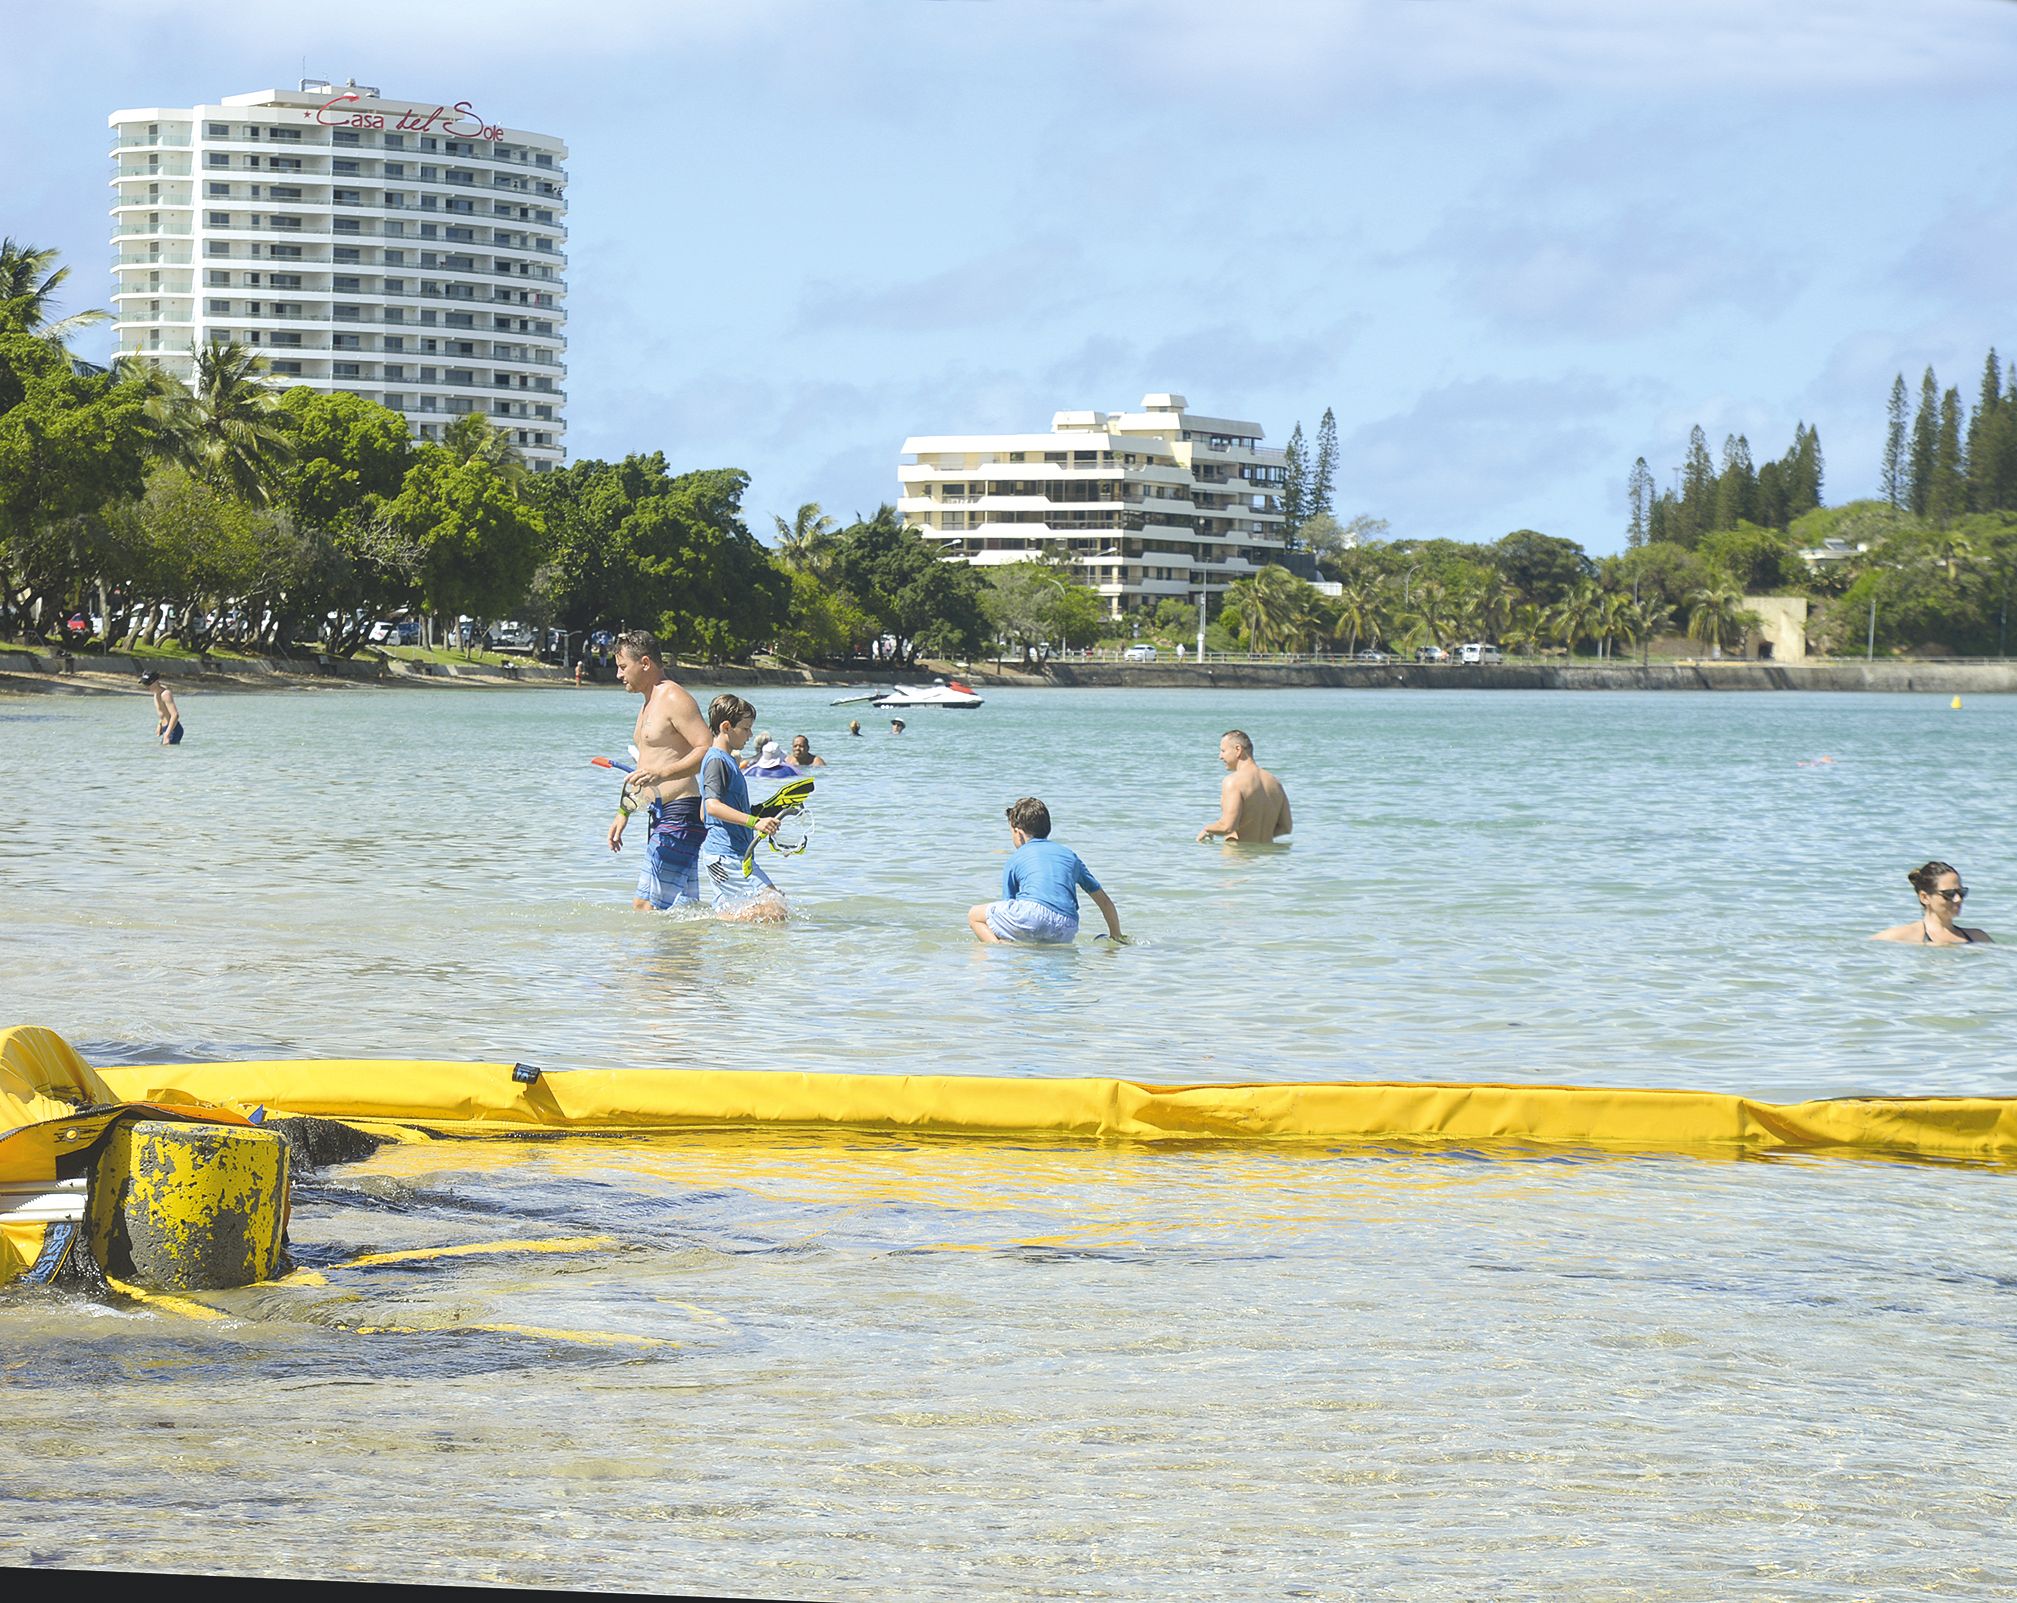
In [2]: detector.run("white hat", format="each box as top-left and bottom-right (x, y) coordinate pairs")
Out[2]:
(757, 740), (789, 767)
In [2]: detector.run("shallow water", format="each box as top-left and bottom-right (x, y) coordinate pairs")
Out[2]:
(3, 684), (2015, 1597)
(1, 685), (2011, 1096)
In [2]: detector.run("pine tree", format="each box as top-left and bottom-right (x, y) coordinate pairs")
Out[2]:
(1792, 423), (1823, 516)
(1626, 457), (1654, 547)
(1908, 367), (1939, 516)
(1967, 348), (2001, 512)
(1881, 373), (1908, 508)
(1310, 407), (1338, 522)
(1930, 387), (1966, 524)
(1678, 425), (1716, 545)
(1282, 422), (1308, 537)
(1714, 434), (1756, 530)
(1647, 489), (1673, 545)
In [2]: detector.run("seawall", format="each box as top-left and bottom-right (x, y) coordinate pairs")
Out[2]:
(1026, 660), (2017, 693)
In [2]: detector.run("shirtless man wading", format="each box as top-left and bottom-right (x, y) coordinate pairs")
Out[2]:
(1197, 729), (1292, 843)
(607, 629), (714, 909)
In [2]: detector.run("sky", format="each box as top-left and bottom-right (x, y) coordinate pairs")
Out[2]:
(7, 0), (2016, 555)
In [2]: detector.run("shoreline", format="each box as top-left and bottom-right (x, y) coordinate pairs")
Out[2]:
(7, 646), (2015, 697)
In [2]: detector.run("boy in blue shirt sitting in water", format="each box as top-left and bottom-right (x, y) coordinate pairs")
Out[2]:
(968, 796), (1124, 944)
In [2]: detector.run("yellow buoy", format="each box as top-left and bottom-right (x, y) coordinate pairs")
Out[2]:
(1952, 695), (1963, 709)
(86, 1119), (289, 1291)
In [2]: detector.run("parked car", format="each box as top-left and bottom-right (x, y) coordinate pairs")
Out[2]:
(1353, 648), (1394, 664)
(1123, 643), (1158, 661)
(1414, 645), (1450, 663)
(367, 619), (420, 646)
(486, 620), (535, 652)
(1457, 642), (1504, 665)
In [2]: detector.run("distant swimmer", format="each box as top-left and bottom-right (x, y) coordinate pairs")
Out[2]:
(698, 693), (788, 923)
(848, 720), (862, 737)
(790, 734), (828, 768)
(1870, 860), (1993, 945)
(1196, 729), (1290, 843)
(740, 730), (774, 773)
(890, 718), (906, 735)
(139, 671), (183, 745)
(969, 796), (1123, 945)
(607, 629), (713, 910)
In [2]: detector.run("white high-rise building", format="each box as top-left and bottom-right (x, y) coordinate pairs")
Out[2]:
(108, 80), (568, 469)
(899, 395), (1290, 615)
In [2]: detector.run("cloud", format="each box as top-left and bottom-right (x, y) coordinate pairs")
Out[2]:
(1337, 371), (1644, 539)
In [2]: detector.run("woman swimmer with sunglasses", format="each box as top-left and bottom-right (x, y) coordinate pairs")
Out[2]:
(1870, 860), (1995, 945)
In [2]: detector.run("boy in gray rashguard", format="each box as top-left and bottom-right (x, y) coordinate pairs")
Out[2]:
(967, 796), (1125, 944)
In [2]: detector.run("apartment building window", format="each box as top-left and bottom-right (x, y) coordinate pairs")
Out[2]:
(333, 363), (362, 378)
(207, 211), (229, 226)
(206, 270), (229, 286)
(268, 126), (301, 141)
(270, 333), (302, 348)
(384, 134), (404, 149)
(207, 122), (229, 136)
(384, 337), (405, 352)
(207, 182), (230, 197)
(271, 361), (303, 374)
(207, 298), (230, 314)
(269, 273), (300, 289)
(333, 159), (361, 175)
(384, 366), (406, 380)
(205, 242), (230, 256)
(332, 130), (361, 146)
(206, 153), (228, 168)
(269, 245), (302, 259)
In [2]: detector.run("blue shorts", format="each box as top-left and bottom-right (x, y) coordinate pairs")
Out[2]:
(986, 898), (1079, 944)
(165, 723), (184, 745)
(699, 844), (783, 915)
(637, 797), (702, 909)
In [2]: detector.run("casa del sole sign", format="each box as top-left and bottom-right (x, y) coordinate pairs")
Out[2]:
(305, 92), (506, 141)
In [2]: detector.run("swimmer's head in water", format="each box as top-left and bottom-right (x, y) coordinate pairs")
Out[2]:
(707, 692), (755, 735)
(1908, 861), (1960, 895)
(1221, 729), (1253, 759)
(139, 671), (159, 685)
(1005, 797), (1051, 839)
(1909, 861), (1966, 910)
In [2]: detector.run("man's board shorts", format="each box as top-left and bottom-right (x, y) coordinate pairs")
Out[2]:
(637, 797), (703, 909)
(699, 844), (783, 915)
(166, 724), (184, 745)
(985, 898), (1079, 944)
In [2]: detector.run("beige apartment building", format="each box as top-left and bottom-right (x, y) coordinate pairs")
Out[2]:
(108, 80), (567, 469)
(898, 394), (1291, 614)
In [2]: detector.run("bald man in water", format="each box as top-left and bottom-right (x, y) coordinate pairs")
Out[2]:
(1197, 729), (1291, 843)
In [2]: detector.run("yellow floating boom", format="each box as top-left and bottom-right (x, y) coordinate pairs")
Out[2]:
(82, 1051), (2017, 1165)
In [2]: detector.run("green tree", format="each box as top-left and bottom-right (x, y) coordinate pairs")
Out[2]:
(776, 565), (875, 661)
(982, 561), (1103, 662)
(1281, 422), (1308, 536)
(182, 340), (295, 506)
(1929, 386), (1967, 525)
(773, 501), (840, 579)
(1310, 407), (1338, 523)
(443, 412), (528, 487)
(1545, 580), (1604, 656)
(1698, 523), (1799, 594)
(0, 326), (151, 638)
(1678, 425), (1717, 545)
(0, 239), (109, 347)
(1606, 541), (1707, 614)
(388, 445), (548, 625)
(828, 505), (986, 664)
(1627, 457), (1654, 548)
(1493, 528), (1593, 606)
(1713, 434), (1757, 531)
(1223, 564), (1319, 653)
(1882, 373), (1909, 509)
(1908, 367), (1939, 517)
(1685, 584), (1759, 658)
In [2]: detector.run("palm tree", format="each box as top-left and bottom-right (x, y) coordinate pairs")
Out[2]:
(184, 339), (295, 506)
(444, 412), (528, 486)
(1622, 597), (1675, 666)
(1685, 585), (1759, 659)
(1328, 578), (1383, 656)
(0, 239), (109, 346)
(1502, 603), (1546, 658)
(1596, 590), (1638, 659)
(1546, 580), (1603, 656)
(1395, 576), (1454, 654)
(773, 502), (839, 580)
(110, 353), (202, 467)
(1223, 565), (1315, 653)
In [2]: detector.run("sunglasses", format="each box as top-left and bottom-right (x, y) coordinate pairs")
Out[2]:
(1926, 887), (1968, 902)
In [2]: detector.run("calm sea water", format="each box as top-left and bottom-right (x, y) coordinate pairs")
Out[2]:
(3, 684), (2014, 1597)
